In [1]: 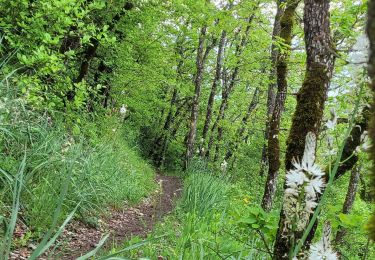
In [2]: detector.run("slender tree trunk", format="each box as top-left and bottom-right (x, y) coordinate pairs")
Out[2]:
(206, 13), (255, 159)
(151, 88), (179, 166)
(185, 26), (208, 169)
(261, 0), (299, 212)
(260, 0), (284, 176)
(274, 0), (335, 258)
(366, 0), (375, 241)
(225, 87), (260, 160)
(200, 30), (227, 156)
(335, 165), (361, 245)
(333, 107), (369, 180)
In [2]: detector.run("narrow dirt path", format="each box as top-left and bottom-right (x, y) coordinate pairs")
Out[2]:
(53, 175), (182, 259)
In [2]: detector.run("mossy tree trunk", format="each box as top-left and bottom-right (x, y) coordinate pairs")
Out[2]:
(259, 0), (284, 176)
(151, 39), (187, 167)
(366, 0), (375, 241)
(273, 0), (335, 258)
(261, 0), (299, 212)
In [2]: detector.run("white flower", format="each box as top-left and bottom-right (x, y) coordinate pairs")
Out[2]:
(286, 170), (307, 186)
(285, 188), (299, 196)
(309, 242), (338, 260)
(325, 108), (337, 130)
(306, 177), (325, 195)
(302, 132), (317, 166)
(220, 159), (228, 172)
(282, 132), (326, 234)
(360, 131), (371, 152)
(305, 200), (318, 213)
(309, 222), (337, 260)
(120, 104), (127, 115)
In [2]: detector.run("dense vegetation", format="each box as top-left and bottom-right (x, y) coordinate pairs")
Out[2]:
(1, 0), (375, 259)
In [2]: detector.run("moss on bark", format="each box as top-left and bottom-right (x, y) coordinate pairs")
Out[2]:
(285, 63), (328, 170)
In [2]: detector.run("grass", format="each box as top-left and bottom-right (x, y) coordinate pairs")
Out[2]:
(180, 170), (230, 217)
(0, 93), (157, 255)
(107, 162), (274, 259)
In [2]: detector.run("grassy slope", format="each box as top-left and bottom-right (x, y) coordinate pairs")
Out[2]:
(0, 110), (156, 239)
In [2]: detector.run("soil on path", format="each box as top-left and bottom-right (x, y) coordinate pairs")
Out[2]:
(54, 174), (182, 259)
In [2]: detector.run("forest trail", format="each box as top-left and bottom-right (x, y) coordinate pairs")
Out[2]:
(55, 175), (182, 259)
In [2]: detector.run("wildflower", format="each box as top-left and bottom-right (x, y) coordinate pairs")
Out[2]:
(243, 196), (250, 205)
(357, 130), (371, 152)
(120, 104), (127, 115)
(282, 132), (325, 233)
(286, 170), (307, 186)
(325, 108), (337, 130)
(220, 159), (228, 172)
(327, 136), (334, 149)
(309, 222), (337, 260)
(325, 136), (336, 156)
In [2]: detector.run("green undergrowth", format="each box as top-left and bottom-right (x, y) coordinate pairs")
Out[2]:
(0, 96), (156, 241)
(106, 161), (279, 259)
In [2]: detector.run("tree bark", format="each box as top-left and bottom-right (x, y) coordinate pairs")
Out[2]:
(260, 0), (284, 176)
(333, 107), (369, 180)
(185, 26), (208, 169)
(335, 165), (361, 245)
(200, 30), (227, 156)
(366, 0), (375, 241)
(274, 0), (335, 258)
(261, 0), (299, 212)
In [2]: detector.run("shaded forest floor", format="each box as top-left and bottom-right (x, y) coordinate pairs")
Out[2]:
(11, 175), (182, 260)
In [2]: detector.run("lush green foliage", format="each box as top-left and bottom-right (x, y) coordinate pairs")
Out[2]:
(1, 0), (374, 259)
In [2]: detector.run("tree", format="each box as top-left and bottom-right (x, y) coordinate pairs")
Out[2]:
(259, 0), (284, 176)
(185, 25), (210, 169)
(200, 30), (227, 156)
(334, 165), (361, 245)
(205, 12), (256, 159)
(274, 0), (335, 258)
(261, 0), (300, 211)
(366, 0), (375, 241)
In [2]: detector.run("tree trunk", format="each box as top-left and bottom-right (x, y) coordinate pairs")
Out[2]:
(225, 87), (260, 161)
(185, 26), (208, 169)
(335, 165), (361, 245)
(259, 0), (284, 176)
(205, 13), (255, 159)
(200, 30), (227, 156)
(261, 0), (299, 212)
(366, 0), (375, 241)
(333, 107), (369, 180)
(274, 0), (335, 258)
(151, 88), (179, 166)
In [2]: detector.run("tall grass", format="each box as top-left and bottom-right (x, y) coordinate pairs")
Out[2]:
(0, 73), (156, 256)
(180, 171), (230, 217)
